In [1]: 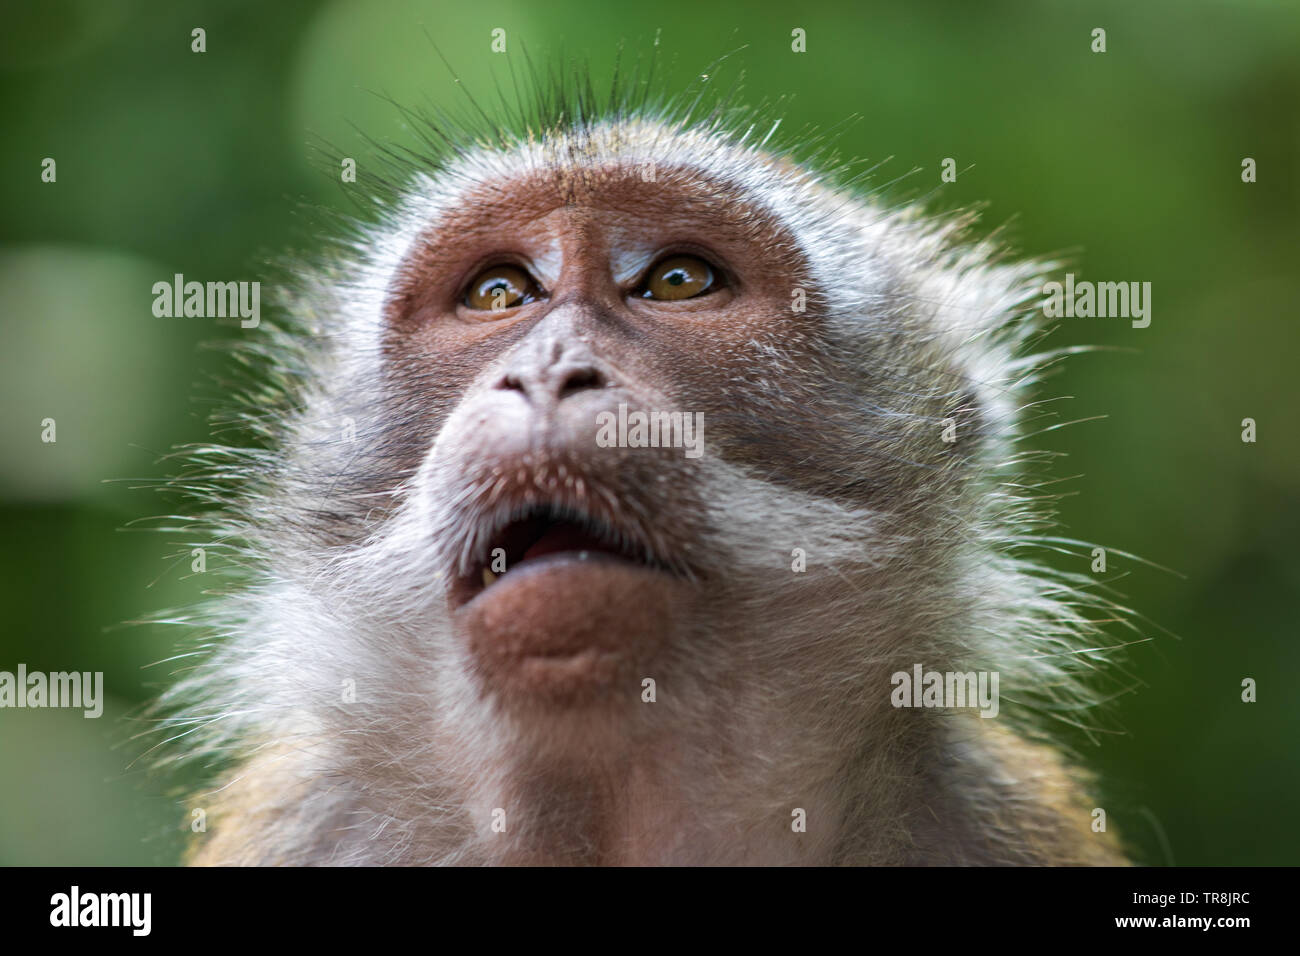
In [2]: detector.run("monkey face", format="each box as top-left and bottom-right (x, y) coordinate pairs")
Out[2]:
(374, 161), (821, 709)
(300, 121), (1014, 741)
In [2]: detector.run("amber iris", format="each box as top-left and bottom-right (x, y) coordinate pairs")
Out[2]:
(641, 255), (716, 301)
(464, 265), (539, 311)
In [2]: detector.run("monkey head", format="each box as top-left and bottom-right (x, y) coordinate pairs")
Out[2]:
(169, 109), (1125, 865)
(263, 119), (1047, 757)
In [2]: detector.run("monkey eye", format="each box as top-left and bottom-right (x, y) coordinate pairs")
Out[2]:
(639, 254), (718, 301)
(463, 264), (543, 312)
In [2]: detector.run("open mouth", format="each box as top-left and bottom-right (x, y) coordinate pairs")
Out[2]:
(451, 503), (669, 607)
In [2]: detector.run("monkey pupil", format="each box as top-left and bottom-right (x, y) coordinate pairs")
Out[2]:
(667, 272), (685, 286)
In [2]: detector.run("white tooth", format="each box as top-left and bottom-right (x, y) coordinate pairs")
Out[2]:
(482, 567), (497, 588)
(578, 550), (589, 560)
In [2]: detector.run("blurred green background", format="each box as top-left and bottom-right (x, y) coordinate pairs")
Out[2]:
(0, 0), (1296, 865)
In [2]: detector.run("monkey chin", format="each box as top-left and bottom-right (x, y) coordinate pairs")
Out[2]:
(454, 552), (686, 710)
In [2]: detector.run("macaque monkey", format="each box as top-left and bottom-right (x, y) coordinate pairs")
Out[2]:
(158, 75), (1130, 865)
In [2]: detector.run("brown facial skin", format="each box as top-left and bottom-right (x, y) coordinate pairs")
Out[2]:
(378, 164), (834, 707)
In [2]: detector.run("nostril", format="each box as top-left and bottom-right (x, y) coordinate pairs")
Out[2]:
(557, 365), (605, 399)
(495, 362), (607, 402)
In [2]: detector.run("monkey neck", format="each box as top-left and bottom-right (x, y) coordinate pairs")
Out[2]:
(194, 701), (1117, 865)
(447, 698), (934, 866)
(449, 714), (1113, 866)
(466, 739), (845, 866)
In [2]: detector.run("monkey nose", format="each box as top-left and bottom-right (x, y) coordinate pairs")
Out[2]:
(497, 360), (609, 406)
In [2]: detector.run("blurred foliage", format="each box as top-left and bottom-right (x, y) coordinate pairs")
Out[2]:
(0, 0), (1296, 865)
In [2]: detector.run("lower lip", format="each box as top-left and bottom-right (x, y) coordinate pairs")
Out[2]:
(454, 552), (682, 702)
